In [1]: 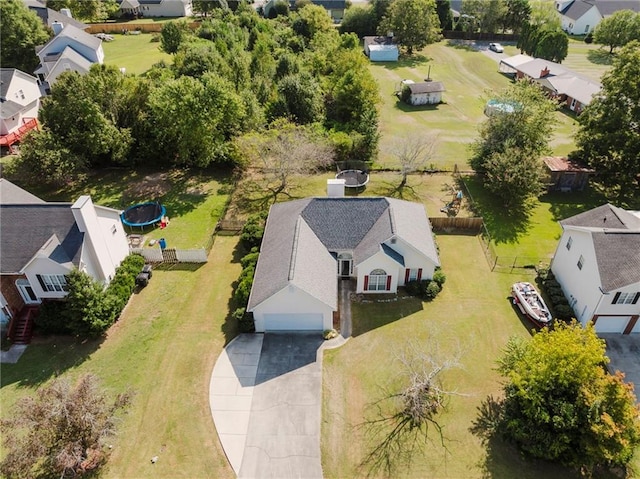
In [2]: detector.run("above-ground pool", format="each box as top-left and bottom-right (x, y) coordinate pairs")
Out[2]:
(336, 169), (370, 188)
(121, 202), (166, 228)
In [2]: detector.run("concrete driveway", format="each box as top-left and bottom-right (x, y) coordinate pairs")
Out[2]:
(211, 333), (326, 478)
(600, 334), (640, 403)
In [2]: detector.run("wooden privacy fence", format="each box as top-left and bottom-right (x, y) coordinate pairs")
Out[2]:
(429, 216), (483, 232)
(131, 247), (207, 264)
(85, 22), (201, 34)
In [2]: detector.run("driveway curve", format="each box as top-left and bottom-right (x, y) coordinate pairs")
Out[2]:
(210, 333), (325, 478)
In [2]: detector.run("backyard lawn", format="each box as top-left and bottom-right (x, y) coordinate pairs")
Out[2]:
(102, 32), (171, 75)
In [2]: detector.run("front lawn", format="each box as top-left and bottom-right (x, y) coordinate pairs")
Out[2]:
(322, 233), (639, 478)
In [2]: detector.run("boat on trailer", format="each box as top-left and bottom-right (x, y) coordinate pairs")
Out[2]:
(511, 282), (553, 327)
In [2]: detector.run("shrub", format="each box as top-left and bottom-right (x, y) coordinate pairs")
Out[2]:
(323, 329), (339, 340)
(240, 248), (259, 269)
(233, 265), (255, 306)
(432, 269), (446, 287)
(424, 281), (441, 301)
(240, 212), (267, 249)
(584, 32), (593, 44)
(34, 300), (70, 334)
(232, 308), (255, 333)
(554, 304), (575, 321)
(405, 280), (423, 297)
(551, 294), (569, 306)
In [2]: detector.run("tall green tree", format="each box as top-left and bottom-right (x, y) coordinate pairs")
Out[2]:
(270, 72), (324, 124)
(46, 0), (119, 22)
(593, 10), (640, 53)
(160, 20), (191, 54)
(435, 0), (453, 30)
(379, 0), (441, 55)
(518, 23), (568, 62)
(502, 0), (531, 34)
(470, 80), (557, 205)
(339, 5), (376, 37)
(575, 41), (640, 198)
(495, 323), (640, 473)
(0, 0), (50, 72)
(462, 0), (506, 34)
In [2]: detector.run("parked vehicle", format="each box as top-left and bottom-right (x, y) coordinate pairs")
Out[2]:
(512, 282), (552, 327)
(489, 42), (504, 53)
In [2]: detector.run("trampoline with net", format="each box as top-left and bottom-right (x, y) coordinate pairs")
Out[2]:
(336, 169), (369, 188)
(121, 202), (166, 229)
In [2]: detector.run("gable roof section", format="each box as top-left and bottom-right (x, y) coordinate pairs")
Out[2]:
(387, 198), (440, 264)
(408, 82), (446, 94)
(38, 24), (101, 59)
(24, 0), (88, 30)
(43, 46), (93, 81)
(560, 203), (640, 229)
(0, 204), (84, 274)
(301, 197), (390, 250)
(0, 179), (45, 204)
(592, 231), (640, 291)
(561, 0), (596, 19)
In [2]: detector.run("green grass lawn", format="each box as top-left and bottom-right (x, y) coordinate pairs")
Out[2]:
(102, 33), (171, 75)
(370, 41), (581, 171)
(322, 233), (640, 478)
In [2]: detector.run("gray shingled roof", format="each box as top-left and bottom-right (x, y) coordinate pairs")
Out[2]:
(596, 0), (640, 15)
(561, 0), (596, 20)
(560, 203), (640, 229)
(408, 82), (446, 94)
(248, 197), (440, 311)
(24, 0), (88, 30)
(0, 179), (45, 204)
(592, 231), (640, 292)
(0, 204), (83, 273)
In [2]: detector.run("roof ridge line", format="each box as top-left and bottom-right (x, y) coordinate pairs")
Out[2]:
(288, 216), (302, 281)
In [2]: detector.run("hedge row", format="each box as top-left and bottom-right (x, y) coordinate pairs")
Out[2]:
(537, 268), (575, 321)
(405, 269), (446, 301)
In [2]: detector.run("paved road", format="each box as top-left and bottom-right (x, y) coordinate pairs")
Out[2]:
(239, 333), (325, 479)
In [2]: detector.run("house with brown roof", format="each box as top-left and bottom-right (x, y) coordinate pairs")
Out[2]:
(551, 204), (640, 334)
(543, 156), (594, 192)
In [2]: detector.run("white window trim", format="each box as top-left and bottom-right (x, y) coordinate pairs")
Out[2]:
(614, 292), (635, 305)
(368, 269), (388, 291)
(16, 279), (40, 304)
(39, 274), (68, 292)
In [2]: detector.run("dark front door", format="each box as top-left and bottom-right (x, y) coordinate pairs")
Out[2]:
(340, 260), (351, 277)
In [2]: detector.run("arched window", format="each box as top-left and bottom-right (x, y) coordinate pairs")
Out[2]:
(367, 269), (388, 291)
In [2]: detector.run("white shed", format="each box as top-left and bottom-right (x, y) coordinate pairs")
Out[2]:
(364, 36), (399, 62)
(403, 81), (445, 105)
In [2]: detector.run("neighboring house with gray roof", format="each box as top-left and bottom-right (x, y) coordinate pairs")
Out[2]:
(555, 0), (640, 34)
(551, 204), (640, 334)
(0, 180), (129, 328)
(0, 69), (41, 152)
(118, 0), (193, 17)
(34, 22), (103, 92)
(247, 197), (440, 332)
(22, 0), (88, 31)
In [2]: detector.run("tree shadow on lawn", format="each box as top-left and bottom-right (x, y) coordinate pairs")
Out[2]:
(351, 292), (423, 336)
(375, 180), (422, 202)
(0, 335), (104, 390)
(541, 187), (609, 223)
(462, 175), (533, 245)
(446, 40), (481, 52)
(381, 53), (433, 70)
(587, 48), (614, 66)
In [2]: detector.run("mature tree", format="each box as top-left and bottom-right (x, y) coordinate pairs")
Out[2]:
(371, 0), (392, 26)
(292, 3), (334, 41)
(471, 80), (556, 205)
(435, 0), (453, 30)
(147, 74), (249, 166)
(160, 20), (191, 54)
(360, 341), (464, 475)
(593, 10), (640, 53)
(502, 0), (531, 34)
(0, 374), (132, 479)
(575, 41), (640, 197)
(236, 121), (335, 201)
(271, 72), (324, 124)
(46, 0), (119, 22)
(462, 0), (507, 34)
(379, 0), (441, 55)
(391, 136), (438, 190)
(495, 323), (640, 473)
(339, 5), (376, 37)
(0, 0), (50, 72)
(192, 0), (218, 17)
(518, 23), (568, 62)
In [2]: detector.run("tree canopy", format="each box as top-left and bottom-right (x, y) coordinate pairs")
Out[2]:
(593, 10), (640, 53)
(574, 41), (640, 199)
(380, 0), (441, 55)
(495, 323), (640, 473)
(470, 80), (557, 206)
(0, 0), (51, 73)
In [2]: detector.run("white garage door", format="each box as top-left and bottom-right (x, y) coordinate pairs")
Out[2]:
(595, 316), (632, 334)
(263, 313), (323, 331)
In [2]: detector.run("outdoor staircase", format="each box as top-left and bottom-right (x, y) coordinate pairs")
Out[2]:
(7, 307), (37, 344)
(0, 118), (39, 153)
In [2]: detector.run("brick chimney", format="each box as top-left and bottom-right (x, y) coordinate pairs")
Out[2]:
(540, 66), (550, 77)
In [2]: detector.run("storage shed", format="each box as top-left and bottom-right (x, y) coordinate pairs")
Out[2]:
(364, 36), (399, 62)
(401, 81), (445, 105)
(543, 156), (594, 192)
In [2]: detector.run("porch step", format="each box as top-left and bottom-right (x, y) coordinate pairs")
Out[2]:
(8, 307), (37, 344)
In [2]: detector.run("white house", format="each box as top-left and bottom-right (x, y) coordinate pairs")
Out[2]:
(0, 69), (41, 152)
(402, 81), (446, 106)
(23, 0), (88, 31)
(247, 196), (440, 332)
(34, 22), (104, 91)
(119, 0), (193, 17)
(364, 36), (399, 62)
(555, 0), (640, 35)
(0, 180), (130, 333)
(551, 204), (640, 334)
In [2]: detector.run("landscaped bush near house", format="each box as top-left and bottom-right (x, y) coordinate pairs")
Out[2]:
(424, 281), (442, 301)
(405, 274), (444, 302)
(240, 212), (267, 249)
(34, 255), (145, 337)
(233, 250), (259, 307)
(240, 247), (259, 268)
(232, 307), (255, 333)
(537, 268), (575, 322)
(432, 269), (446, 287)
